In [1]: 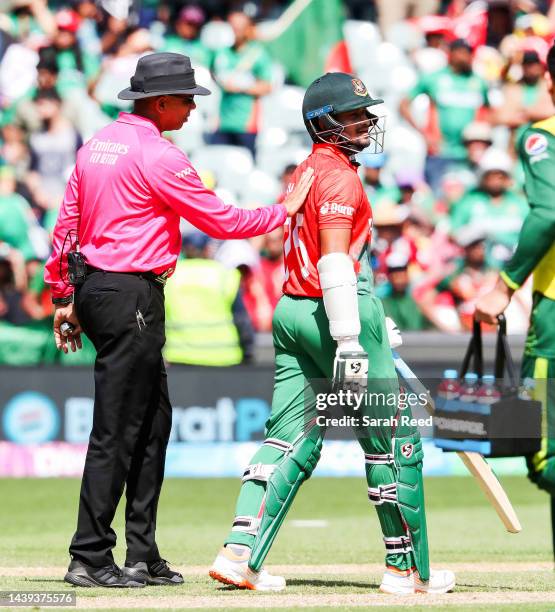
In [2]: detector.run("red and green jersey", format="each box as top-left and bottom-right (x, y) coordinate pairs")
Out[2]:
(283, 144), (373, 298)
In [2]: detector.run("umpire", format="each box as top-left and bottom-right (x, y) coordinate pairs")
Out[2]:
(44, 52), (313, 588)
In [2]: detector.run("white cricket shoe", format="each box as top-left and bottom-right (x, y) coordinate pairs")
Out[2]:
(209, 545), (286, 591)
(380, 566), (455, 595)
(414, 568), (456, 594)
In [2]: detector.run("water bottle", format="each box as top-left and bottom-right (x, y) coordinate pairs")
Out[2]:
(518, 377), (536, 400)
(438, 369), (460, 400)
(459, 373), (479, 402)
(476, 374), (501, 405)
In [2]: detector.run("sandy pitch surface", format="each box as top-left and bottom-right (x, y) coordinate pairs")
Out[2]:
(1, 563), (554, 609)
(0, 561), (553, 577)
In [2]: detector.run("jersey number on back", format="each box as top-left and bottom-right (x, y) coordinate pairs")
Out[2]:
(284, 213), (310, 281)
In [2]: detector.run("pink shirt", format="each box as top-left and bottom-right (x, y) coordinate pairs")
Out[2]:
(45, 112), (287, 298)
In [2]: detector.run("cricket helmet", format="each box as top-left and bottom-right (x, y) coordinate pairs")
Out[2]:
(302, 72), (386, 155)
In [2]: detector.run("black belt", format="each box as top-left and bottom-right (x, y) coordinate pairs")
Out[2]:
(86, 265), (171, 286)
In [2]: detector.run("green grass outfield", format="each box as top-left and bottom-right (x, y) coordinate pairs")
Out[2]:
(0, 476), (554, 610)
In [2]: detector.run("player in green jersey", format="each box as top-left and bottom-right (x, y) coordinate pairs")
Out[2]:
(476, 43), (555, 560)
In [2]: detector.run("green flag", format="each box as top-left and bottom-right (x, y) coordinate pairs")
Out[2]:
(260, 0), (352, 88)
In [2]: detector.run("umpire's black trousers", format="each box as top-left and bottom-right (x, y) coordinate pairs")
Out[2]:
(70, 269), (172, 567)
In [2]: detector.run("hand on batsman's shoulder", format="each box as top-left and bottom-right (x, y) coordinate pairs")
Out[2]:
(282, 167), (314, 217)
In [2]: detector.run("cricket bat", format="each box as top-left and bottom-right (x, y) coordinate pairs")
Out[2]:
(392, 349), (522, 534)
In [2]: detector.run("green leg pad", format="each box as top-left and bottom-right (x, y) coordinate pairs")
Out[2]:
(366, 462), (415, 573)
(248, 432), (323, 572)
(394, 431), (430, 581)
(225, 445), (284, 549)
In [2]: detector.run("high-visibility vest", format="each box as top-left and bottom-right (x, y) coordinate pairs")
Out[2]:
(164, 259), (243, 366)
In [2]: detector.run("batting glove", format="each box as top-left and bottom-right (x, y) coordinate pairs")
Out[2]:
(385, 317), (402, 349)
(332, 339), (369, 396)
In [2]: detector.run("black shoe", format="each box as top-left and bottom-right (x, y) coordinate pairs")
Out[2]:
(124, 559), (184, 585)
(64, 559), (146, 588)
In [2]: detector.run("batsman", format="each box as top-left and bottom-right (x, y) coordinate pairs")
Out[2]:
(476, 45), (555, 558)
(209, 73), (455, 594)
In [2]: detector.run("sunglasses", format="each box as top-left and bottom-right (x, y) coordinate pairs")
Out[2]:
(168, 95), (195, 104)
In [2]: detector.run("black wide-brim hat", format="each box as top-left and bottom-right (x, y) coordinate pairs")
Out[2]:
(118, 52), (211, 100)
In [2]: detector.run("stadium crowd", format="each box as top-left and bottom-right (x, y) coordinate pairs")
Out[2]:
(0, 0), (552, 365)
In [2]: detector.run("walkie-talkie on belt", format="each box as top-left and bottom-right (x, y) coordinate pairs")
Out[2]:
(67, 233), (87, 286)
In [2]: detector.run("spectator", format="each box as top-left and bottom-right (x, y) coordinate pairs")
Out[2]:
(371, 202), (415, 284)
(379, 251), (432, 331)
(393, 168), (436, 214)
(365, 164), (436, 221)
(418, 226), (498, 332)
(11, 51), (61, 135)
(21, 260), (52, 322)
(400, 39), (491, 194)
(211, 9), (272, 158)
(0, 247), (28, 325)
(499, 9), (551, 64)
(420, 16), (449, 52)
(411, 15), (449, 74)
(436, 167), (476, 220)
(49, 8), (100, 93)
(0, 165), (38, 261)
(73, 0), (102, 59)
(496, 50), (554, 147)
(36, 46), (59, 89)
(28, 88), (80, 206)
(214, 238), (270, 338)
(462, 121), (494, 172)
(0, 246), (59, 366)
(449, 148), (528, 261)
(375, 0), (440, 36)
(403, 205), (443, 272)
(260, 227), (284, 295)
(15, 46), (105, 143)
(0, 27), (40, 106)
(0, 241), (26, 297)
(243, 227), (285, 332)
(159, 5), (211, 68)
(485, 0), (515, 48)
(359, 152), (392, 203)
(5, 0), (56, 41)
(93, 27), (153, 119)
(164, 232), (255, 366)
(99, 14), (129, 55)
(0, 124), (31, 180)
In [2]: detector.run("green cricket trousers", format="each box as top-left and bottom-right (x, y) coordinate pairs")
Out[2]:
(225, 293), (425, 572)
